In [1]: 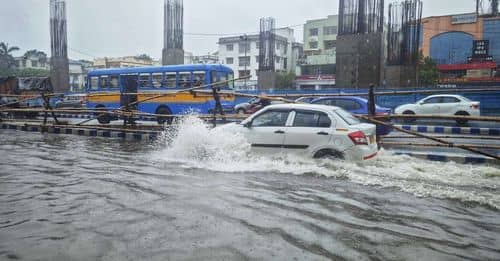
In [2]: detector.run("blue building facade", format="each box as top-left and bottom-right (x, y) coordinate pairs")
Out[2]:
(430, 32), (474, 64)
(483, 18), (500, 63)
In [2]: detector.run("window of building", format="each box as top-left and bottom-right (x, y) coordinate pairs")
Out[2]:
(226, 57), (234, 64)
(32, 61), (38, 67)
(139, 73), (150, 88)
(252, 110), (290, 127)
(239, 42), (251, 54)
(165, 73), (177, 88)
(323, 26), (338, 35)
(239, 56), (250, 67)
(227, 44), (234, 51)
(22, 60), (27, 67)
(152, 73), (163, 88)
(238, 70), (251, 78)
(255, 56), (259, 63)
(256, 41), (260, 49)
(324, 40), (336, 50)
(293, 111), (331, 128)
(90, 76), (99, 90)
(276, 57), (281, 64)
(109, 75), (119, 88)
(309, 41), (318, 49)
(310, 28), (319, 36)
(276, 43), (281, 50)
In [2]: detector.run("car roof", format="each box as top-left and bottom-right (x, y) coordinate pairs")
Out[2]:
(313, 96), (367, 101)
(425, 94), (465, 99)
(264, 103), (341, 112)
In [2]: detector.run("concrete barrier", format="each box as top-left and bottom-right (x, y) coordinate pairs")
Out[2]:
(0, 123), (159, 141)
(394, 125), (500, 136)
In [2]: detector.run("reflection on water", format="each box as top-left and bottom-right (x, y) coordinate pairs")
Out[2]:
(1, 120), (499, 260)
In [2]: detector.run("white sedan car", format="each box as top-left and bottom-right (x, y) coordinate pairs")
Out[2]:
(395, 95), (480, 125)
(220, 104), (379, 161)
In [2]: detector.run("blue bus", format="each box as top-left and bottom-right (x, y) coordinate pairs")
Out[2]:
(86, 64), (235, 124)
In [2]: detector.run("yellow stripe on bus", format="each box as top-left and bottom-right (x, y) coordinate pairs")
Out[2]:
(87, 92), (235, 104)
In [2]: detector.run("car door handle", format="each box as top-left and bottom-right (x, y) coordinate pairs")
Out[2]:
(317, 132), (329, 136)
(274, 130), (285, 134)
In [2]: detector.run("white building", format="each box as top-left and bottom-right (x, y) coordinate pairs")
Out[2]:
(184, 52), (219, 64)
(218, 28), (298, 86)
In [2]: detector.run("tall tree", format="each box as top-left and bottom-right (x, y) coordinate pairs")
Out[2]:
(419, 54), (439, 86)
(0, 42), (20, 69)
(23, 49), (48, 66)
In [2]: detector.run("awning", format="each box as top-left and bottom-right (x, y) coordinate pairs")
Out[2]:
(437, 62), (497, 71)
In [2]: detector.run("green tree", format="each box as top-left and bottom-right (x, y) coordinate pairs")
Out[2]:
(275, 72), (296, 89)
(23, 49), (48, 66)
(0, 42), (20, 70)
(419, 55), (439, 86)
(135, 54), (153, 62)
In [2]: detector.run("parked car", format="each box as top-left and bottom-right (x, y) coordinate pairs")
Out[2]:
(55, 94), (87, 109)
(219, 104), (379, 161)
(295, 96), (317, 103)
(311, 96), (392, 135)
(245, 99), (285, 115)
(234, 97), (260, 115)
(394, 94), (480, 125)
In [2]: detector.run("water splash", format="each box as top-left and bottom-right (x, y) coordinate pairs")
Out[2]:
(154, 116), (500, 209)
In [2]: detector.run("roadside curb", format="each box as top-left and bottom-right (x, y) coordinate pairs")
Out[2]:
(0, 122), (160, 142)
(392, 151), (499, 165)
(394, 125), (500, 136)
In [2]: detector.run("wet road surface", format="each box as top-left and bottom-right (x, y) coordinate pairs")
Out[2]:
(1, 122), (500, 261)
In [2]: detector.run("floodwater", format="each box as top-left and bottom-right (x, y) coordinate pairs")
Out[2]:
(1, 117), (500, 261)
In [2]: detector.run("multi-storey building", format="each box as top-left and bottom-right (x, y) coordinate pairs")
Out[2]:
(421, 13), (500, 83)
(218, 28), (298, 87)
(300, 15), (338, 89)
(93, 56), (159, 69)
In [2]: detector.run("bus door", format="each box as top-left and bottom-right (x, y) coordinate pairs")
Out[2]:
(120, 74), (138, 110)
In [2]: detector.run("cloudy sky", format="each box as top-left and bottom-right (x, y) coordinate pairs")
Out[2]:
(1, 0), (475, 60)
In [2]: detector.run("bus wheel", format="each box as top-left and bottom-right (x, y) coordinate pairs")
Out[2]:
(156, 107), (173, 125)
(96, 105), (110, 124)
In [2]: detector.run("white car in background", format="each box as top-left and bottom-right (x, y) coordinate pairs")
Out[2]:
(220, 104), (379, 161)
(395, 94), (480, 125)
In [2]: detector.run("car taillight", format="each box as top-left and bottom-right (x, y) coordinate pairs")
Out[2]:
(470, 103), (480, 109)
(348, 131), (368, 145)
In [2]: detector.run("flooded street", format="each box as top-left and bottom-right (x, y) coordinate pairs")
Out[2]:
(1, 118), (500, 261)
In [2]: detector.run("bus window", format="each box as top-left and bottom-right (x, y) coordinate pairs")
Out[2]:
(179, 72), (192, 88)
(193, 71), (205, 87)
(100, 76), (110, 89)
(90, 76), (99, 90)
(164, 73), (177, 88)
(211, 71), (217, 84)
(109, 75), (119, 89)
(139, 73), (150, 88)
(152, 73), (163, 88)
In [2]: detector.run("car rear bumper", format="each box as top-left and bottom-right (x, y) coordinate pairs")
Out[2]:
(343, 145), (379, 161)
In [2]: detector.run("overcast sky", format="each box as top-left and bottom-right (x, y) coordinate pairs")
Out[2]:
(0, 0), (475, 60)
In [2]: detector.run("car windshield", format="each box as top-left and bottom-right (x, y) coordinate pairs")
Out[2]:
(334, 108), (360, 125)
